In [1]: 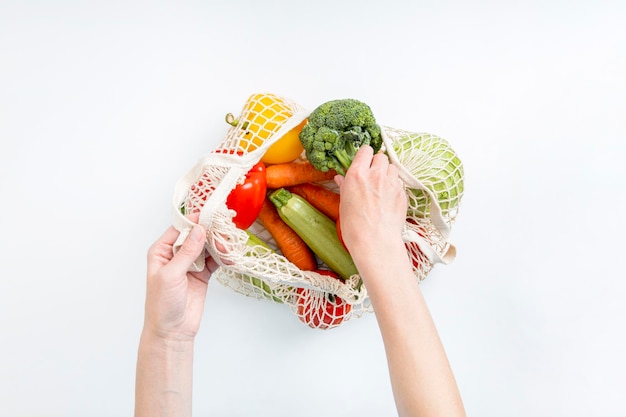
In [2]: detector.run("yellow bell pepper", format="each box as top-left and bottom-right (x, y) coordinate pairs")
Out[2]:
(226, 93), (306, 164)
(260, 118), (307, 164)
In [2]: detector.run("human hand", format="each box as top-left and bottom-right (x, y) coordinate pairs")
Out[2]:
(143, 220), (219, 342)
(334, 145), (408, 264)
(335, 147), (467, 417)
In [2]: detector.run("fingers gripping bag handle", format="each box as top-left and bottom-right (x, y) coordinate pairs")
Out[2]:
(171, 153), (252, 271)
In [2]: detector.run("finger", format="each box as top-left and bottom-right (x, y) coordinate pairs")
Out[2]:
(157, 225), (182, 247)
(146, 226), (180, 272)
(189, 253), (217, 284)
(158, 212), (201, 248)
(348, 145), (374, 172)
(370, 151), (390, 171)
(333, 174), (344, 189)
(386, 162), (401, 181)
(186, 211), (201, 224)
(167, 224), (207, 275)
(389, 166), (406, 195)
(205, 255), (220, 274)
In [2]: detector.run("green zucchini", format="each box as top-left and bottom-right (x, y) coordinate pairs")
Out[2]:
(269, 188), (358, 280)
(244, 231), (283, 303)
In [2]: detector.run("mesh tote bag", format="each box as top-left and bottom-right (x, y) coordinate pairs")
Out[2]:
(171, 92), (464, 329)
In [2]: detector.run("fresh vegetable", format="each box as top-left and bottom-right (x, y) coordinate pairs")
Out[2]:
(392, 131), (464, 218)
(226, 160), (266, 229)
(297, 269), (351, 329)
(269, 188), (358, 281)
(226, 93), (295, 154)
(287, 183), (340, 222)
(185, 152), (266, 230)
(245, 231), (284, 303)
(404, 219), (428, 272)
(260, 119), (307, 164)
(257, 197), (317, 271)
(265, 160), (337, 189)
(299, 98), (382, 175)
(405, 241), (426, 273)
(246, 229), (271, 249)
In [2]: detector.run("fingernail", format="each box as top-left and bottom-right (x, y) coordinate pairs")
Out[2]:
(190, 225), (204, 242)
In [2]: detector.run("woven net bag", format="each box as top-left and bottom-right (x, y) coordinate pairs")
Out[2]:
(171, 93), (464, 329)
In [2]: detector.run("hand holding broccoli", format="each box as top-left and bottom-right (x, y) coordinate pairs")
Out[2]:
(334, 145), (408, 269)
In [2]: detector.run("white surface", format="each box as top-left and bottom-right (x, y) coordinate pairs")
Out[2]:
(1, 1), (625, 416)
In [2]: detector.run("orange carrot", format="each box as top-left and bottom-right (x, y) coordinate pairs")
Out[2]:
(257, 198), (317, 271)
(265, 161), (337, 189)
(287, 183), (340, 222)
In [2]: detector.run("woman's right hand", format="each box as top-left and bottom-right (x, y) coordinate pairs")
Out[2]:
(334, 145), (408, 265)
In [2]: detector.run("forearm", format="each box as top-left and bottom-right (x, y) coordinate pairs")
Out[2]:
(135, 331), (195, 417)
(355, 243), (465, 417)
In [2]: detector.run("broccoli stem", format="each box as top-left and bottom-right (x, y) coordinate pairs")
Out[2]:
(332, 141), (360, 175)
(333, 150), (353, 175)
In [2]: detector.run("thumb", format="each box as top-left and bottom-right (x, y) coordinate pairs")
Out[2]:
(169, 224), (206, 274)
(334, 174), (344, 189)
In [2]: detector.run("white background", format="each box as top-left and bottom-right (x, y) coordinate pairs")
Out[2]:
(1, 1), (625, 416)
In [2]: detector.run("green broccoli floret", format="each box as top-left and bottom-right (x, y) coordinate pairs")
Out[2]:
(299, 99), (382, 175)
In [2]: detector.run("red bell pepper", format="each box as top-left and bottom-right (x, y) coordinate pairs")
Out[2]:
(226, 159), (266, 229)
(188, 150), (267, 230)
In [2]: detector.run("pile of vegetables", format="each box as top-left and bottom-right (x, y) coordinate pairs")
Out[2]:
(181, 93), (464, 329)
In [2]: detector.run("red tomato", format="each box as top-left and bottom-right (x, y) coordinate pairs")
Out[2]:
(296, 270), (352, 329)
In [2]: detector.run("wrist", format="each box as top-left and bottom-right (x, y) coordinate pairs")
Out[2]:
(140, 327), (196, 353)
(350, 238), (407, 271)
(135, 328), (195, 417)
(351, 239), (415, 290)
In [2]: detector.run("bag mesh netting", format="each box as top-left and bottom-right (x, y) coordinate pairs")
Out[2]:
(172, 93), (464, 329)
